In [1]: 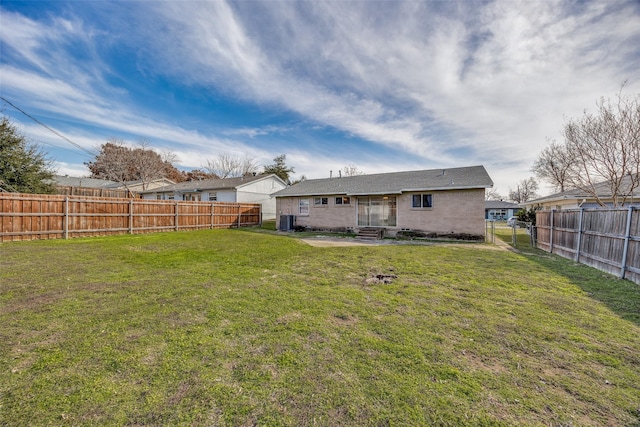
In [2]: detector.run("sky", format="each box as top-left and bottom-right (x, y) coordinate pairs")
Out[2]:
(1, 1), (639, 197)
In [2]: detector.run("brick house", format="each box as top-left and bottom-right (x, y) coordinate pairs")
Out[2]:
(273, 165), (493, 239)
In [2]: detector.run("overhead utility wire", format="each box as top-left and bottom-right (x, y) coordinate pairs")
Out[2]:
(0, 96), (98, 157)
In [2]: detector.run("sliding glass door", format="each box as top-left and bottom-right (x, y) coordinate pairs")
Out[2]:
(357, 197), (396, 227)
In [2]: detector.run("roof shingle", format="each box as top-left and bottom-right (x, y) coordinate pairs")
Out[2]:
(274, 165), (493, 197)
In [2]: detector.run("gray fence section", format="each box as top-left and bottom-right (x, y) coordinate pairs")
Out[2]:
(536, 207), (639, 285)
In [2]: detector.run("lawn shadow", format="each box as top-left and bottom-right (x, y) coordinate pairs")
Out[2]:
(495, 228), (640, 327)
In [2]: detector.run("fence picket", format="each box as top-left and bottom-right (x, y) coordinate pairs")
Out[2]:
(536, 207), (639, 285)
(0, 193), (261, 242)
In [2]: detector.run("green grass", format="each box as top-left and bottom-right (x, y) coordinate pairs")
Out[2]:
(1, 229), (639, 426)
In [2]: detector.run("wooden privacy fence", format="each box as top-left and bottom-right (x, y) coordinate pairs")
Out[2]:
(0, 192), (261, 242)
(536, 207), (640, 285)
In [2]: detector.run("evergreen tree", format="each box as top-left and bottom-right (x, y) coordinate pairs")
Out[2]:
(0, 116), (55, 194)
(263, 154), (295, 184)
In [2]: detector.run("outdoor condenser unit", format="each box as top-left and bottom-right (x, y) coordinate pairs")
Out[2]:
(279, 215), (296, 231)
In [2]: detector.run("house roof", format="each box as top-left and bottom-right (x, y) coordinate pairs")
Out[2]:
(138, 174), (284, 193)
(49, 175), (117, 188)
(525, 174), (640, 205)
(104, 177), (176, 189)
(274, 166), (493, 197)
(485, 200), (520, 209)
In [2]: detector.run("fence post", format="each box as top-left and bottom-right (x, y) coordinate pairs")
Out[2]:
(549, 209), (555, 253)
(211, 202), (215, 229)
(129, 199), (134, 234)
(575, 208), (584, 262)
(619, 206), (634, 280)
(237, 204), (242, 228)
(64, 196), (69, 240)
(175, 201), (179, 231)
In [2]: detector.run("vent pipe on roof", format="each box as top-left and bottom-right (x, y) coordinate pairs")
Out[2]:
(339, 170), (342, 178)
(442, 169), (446, 176)
(330, 170), (333, 179)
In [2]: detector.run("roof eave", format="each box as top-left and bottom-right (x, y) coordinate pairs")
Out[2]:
(276, 184), (491, 197)
(400, 184), (492, 192)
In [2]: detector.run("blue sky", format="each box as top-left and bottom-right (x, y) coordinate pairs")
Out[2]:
(1, 1), (639, 197)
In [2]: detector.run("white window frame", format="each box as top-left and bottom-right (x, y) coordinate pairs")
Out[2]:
(299, 198), (310, 216)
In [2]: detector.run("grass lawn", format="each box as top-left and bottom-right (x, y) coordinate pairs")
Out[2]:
(1, 228), (639, 426)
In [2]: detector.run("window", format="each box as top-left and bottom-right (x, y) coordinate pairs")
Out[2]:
(335, 196), (351, 205)
(314, 197), (328, 205)
(209, 192), (217, 201)
(299, 198), (309, 215)
(412, 194), (432, 208)
(357, 197), (397, 226)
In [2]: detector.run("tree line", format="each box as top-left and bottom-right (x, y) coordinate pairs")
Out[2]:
(86, 138), (297, 187)
(5, 86), (636, 203)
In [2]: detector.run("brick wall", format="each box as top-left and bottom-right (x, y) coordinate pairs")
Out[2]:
(276, 188), (486, 237)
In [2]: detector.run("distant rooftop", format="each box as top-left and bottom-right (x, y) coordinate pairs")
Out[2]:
(49, 175), (117, 188)
(526, 174), (640, 205)
(485, 200), (520, 209)
(138, 174), (284, 193)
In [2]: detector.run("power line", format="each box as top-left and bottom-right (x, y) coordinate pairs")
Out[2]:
(0, 96), (98, 157)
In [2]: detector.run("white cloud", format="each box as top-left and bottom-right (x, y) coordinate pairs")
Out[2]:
(147, 0), (640, 174)
(2, 1), (638, 193)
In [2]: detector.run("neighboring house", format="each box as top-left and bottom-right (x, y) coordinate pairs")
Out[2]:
(522, 175), (640, 210)
(273, 165), (494, 239)
(50, 175), (118, 189)
(106, 177), (177, 193)
(485, 200), (521, 220)
(48, 175), (130, 197)
(138, 174), (287, 220)
(48, 176), (178, 197)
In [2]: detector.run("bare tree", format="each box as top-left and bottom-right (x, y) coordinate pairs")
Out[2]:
(204, 152), (259, 178)
(86, 138), (132, 184)
(182, 169), (218, 181)
(534, 87), (640, 207)
(342, 164), (365, 177)
(485, 187), (502, 201)
(239, 154), (260, 176)
(532, 139), (573, 193)
(135, 139), (176, 190)
(87, 138), (182, 192)
(561, 89), (640, 207)
(508, 177), (539, 203)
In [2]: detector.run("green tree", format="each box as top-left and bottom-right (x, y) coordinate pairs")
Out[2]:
(263, 154), (295, 184)
(517, 206), (538, 225)
(0, 116), (55, 194)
